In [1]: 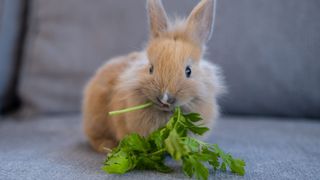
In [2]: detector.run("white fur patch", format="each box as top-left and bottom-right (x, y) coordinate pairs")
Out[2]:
(162, 91), (168, 103)
(199, 59), (226, 96)
(115, 52), (148, 92)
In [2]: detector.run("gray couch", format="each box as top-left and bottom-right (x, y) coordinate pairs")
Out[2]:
(1, 0), (319, 179)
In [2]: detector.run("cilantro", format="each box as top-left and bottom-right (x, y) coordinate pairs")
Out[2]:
(103, 104), (246, 179)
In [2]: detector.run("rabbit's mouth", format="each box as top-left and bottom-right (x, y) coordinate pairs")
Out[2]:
(154, 98), (175, 112)
(155, 105), (174, 112)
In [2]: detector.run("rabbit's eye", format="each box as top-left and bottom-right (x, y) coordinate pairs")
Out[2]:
(185, 66), (192, 78)
(149, 65), (154, 74)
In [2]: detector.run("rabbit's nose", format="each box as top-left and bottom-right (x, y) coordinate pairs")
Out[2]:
(157, 93), (176, 106)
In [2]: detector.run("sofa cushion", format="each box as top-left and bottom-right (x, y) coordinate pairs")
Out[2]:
(0, 0), (3, 27)
(0, 0), (25, 113)
(0, 115), (319, 179)
(212, 0), (320, 118)
(19, 0), (148, 114)
(19, 0), (320, 117)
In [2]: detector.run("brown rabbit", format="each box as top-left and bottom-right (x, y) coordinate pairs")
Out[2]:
(83, 0), (224, 153)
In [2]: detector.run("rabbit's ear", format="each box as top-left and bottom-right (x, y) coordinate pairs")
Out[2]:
(147, 0), (169, 38)
(185, 0), (216, 45)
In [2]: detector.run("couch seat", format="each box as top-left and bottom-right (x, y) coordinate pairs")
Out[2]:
(0, 114), (319, 179)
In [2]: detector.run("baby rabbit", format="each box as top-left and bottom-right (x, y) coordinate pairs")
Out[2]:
(83, 0), (224, 153)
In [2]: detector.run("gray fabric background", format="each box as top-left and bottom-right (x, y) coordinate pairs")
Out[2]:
(0, 0), (3, 28)
(0, 0), (23, 112)
(0, 115), (319, 179)
(19, 0), (320, 117)
(211, 0), (320, 118)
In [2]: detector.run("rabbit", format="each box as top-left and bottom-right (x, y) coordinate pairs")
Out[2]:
(83, 0), (224, 153)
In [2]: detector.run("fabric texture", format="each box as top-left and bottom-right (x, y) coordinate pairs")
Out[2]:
(0, 0), (3, 28)
(0, 115), (319, 179)
(0, 0), (24, 113)
(19, 0), (148, 114)
(212, 0), (320, 118)
(19, 0), (320, 117)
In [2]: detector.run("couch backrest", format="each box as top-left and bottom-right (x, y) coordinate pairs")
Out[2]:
(19, 0), (320, 118)
(0, 0), (3, 27)
(0, 0), (25, 113)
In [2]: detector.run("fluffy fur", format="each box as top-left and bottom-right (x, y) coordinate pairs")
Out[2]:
(82, 0), (224, 153)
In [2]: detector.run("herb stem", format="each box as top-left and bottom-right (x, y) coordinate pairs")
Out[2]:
(108, 102), (153, 116)
(150, 148), (166, 156)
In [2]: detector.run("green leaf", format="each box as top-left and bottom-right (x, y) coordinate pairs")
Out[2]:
(190, 156), (209, 180)
(148, 128), (165, 149)
(136, 155), (173, 173)
(184, 113), (202, 122)
(164, 129), (187, 160)
(230, 158), (246, 176)
(182, 156), (209, 180)
(220, 162), (227, 172)
(194, 163), (209, 180)
(202, 148), (219, 170)
(179, 113), (209, 135)
(102, 150), (136, 174)
(119, 133), (150, 152)
(187, 125), (209, 135)
(166, 107), (181, 130)
(182, 137), (200, 152)
(182, 157), (194, 178)
(166, 116), (177, 131)
(213, 144), (246, 175)
(102, 106), (246, 179)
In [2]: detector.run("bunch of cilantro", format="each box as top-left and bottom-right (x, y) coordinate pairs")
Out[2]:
(102, 105), (245, 180)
